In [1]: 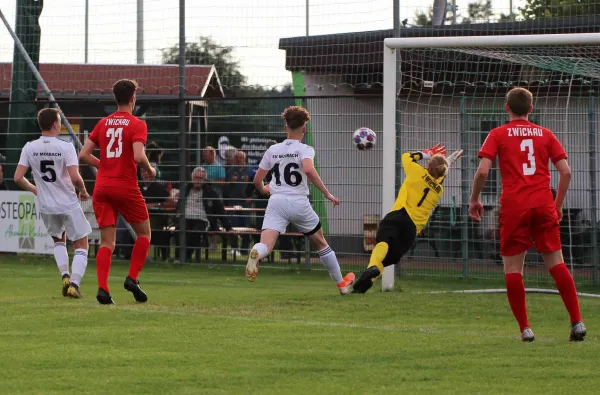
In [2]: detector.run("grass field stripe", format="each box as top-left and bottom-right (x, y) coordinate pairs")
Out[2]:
(0, 298), (540, 341)
(110, 304), (553, 342)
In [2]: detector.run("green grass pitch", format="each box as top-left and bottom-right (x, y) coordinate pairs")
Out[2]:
(0, 255), (599, 394)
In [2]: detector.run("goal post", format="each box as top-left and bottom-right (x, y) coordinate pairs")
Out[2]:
(381, 32), (600, 292)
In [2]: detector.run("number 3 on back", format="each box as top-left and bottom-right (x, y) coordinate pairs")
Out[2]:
(106, 127), (123, 158)
(520, 138), (536, 176)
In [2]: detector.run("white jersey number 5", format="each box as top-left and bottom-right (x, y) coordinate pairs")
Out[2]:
(520, 138), (536, 176)
(106, 127), (123, 158)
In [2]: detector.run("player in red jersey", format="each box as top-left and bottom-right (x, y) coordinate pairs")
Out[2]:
(469, 87), (586, 342)
(79, 79), (156, 305)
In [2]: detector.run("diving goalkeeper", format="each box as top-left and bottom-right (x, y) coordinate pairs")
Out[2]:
(352, 144), (462, 293)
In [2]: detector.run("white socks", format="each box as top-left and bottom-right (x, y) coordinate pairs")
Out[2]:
(54, 242), (88, 287)
(252, 243), (269, 259)
(318, 246), (343, 284)
(251, 242), (343, 284)
(53, 242), (69, 277)
(71, 249), (88, 287)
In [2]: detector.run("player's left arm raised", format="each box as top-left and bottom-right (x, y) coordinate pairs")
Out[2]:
(402, 144), (447, 176)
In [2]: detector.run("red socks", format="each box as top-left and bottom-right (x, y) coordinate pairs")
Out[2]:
(505, 273), (530, 332)
(96, 246), (112, 292)
(129, 236), (151, 281)
(550, 263), (582, 324)
(96, 237), (150, 292)
(505, 264), (582, 332)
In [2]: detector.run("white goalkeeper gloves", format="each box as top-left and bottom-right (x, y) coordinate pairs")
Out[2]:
(447, 149), (464, 167)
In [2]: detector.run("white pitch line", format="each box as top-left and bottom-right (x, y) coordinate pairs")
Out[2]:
(428, 288), (600, 298)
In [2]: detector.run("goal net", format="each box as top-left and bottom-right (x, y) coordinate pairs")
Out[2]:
(382, 33), (600, 291)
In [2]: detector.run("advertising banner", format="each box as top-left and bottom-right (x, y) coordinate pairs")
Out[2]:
(0, 191), (54, 254)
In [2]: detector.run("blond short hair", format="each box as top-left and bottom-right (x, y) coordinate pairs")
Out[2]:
(428, 154), (448, 179)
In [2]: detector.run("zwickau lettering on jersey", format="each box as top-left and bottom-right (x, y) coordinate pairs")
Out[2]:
(507, 127), (543, 137)
(104, 118), (130, 126)
(421, 174), (442, 194)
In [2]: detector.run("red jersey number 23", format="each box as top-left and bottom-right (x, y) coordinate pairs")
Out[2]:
(106, 127), (123, 158)
(520, 138), (536, 176)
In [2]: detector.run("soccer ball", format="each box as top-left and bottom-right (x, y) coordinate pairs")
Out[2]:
(353, 127), (376, 151)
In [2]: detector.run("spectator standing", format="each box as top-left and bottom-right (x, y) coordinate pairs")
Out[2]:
(202, 146), (226, 198)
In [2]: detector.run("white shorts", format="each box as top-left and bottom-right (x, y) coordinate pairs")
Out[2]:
(262, 194), (320, 235)
(41, 207), (92, 242)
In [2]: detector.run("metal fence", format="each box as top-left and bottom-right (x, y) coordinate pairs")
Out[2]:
(396, 95), (600, 286)
(1, 94), (599, 287)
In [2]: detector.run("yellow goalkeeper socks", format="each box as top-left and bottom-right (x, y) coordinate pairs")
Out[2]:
(367, 242), (388, 278)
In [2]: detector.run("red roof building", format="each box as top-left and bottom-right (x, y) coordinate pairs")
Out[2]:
(0, 63), (224, 98)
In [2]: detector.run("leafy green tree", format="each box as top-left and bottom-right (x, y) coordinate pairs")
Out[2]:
(519, 0), (600, 20)
(414, 7), (455, 26)
(162, 37), (246, 90)
(462, 0), (494, 23)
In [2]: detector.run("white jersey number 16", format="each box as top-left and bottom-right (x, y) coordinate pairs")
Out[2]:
(106, 127), (123, 158)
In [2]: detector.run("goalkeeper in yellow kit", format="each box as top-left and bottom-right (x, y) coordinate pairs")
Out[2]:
(352, 144), (463, 293)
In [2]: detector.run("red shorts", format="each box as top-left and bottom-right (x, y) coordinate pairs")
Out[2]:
(92, 185), (148, 228)
(499, 205), (561, 256)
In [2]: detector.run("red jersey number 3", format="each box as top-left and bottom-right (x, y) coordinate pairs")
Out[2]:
(520, 138), (536, 176)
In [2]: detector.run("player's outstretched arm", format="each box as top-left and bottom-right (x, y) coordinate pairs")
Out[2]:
(421, 143), (447, 159)
(468, 158), (492, 222)
(66, 166), (89, 201)
(301, 158), (339, 206)
(78, 139), (100, 168)
(13, 165), (37, 195)
(554, 159), (571, 222)
(447, 149), (463, 167)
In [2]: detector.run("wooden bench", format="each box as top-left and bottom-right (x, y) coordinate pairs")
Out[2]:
(162, 225), (306, 263)
(224, 206), (266, 213)
(219, 227), (306, 263)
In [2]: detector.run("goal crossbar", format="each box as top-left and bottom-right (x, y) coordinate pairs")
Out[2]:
(381, 32), (600, 292)
(384, 32), (600, 49)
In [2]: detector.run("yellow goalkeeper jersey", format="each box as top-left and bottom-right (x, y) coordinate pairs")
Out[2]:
(391, 152), (445, 233)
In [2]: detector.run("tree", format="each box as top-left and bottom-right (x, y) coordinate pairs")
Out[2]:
(461, 0), (494, 23)
(498, 12), (516, 22)
(161, 37), (246, 90)
(519, 0), (600, 20)
(414, 7), (455, 26)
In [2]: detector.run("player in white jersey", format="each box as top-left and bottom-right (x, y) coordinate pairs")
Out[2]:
(13, 108), (92, 298)
(245, 106), (355, 294)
